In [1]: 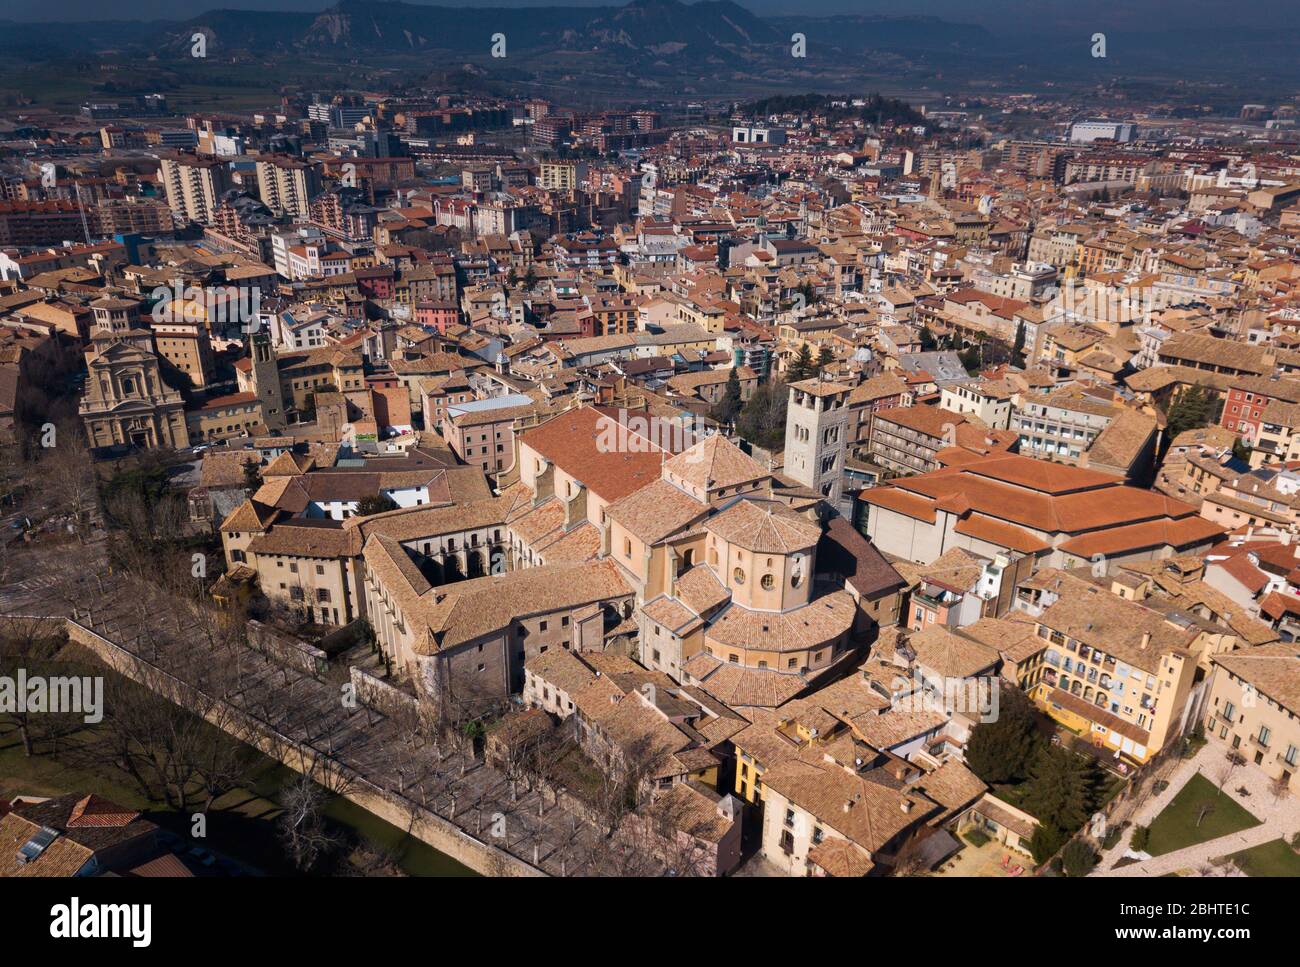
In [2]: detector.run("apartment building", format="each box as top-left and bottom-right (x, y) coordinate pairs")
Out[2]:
(255, 157), (322, 219)
(1012, 389), (1157, 482)
(442, 393), (536, 476)
(939, 379), (1014, 431)
(1014, 570), (1199, 764)
(866, 405), (1014, 477)
(159, 155), (231, 225)
(1204, 644), (1300, 793)
(185, 392), (264, 443)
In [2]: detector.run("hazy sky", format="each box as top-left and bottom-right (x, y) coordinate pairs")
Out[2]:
(5, 0), (1290, 30)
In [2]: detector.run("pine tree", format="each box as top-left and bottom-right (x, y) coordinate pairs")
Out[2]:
(1166, 386), (1210, 439)
(736, 379), (788, 451)
(964, 683), (1041, 785)
(1012, 320), (1026, 367)
(710, 367), (744, 427)
(788, 344), (814, 382)
(1028, 823), (1067, 866)
(817, 346), (834, 372)
(1021, 746), (1098, 834)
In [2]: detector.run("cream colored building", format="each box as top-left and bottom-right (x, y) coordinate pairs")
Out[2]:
(1204, 644), (1300, 793)
(79, 305), (188, 450)
(255, 157), (321, 219)
(159, 154), (231, 225)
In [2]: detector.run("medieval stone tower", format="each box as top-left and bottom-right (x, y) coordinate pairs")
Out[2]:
(782, 378), (851, 508)
(251, 331), (286, 431)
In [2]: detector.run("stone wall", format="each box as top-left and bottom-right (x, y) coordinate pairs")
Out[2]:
(62, 618), (542, 877)
(247, 619), (329, 679)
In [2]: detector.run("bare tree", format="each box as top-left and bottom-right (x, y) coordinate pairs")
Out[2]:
(0, 617), (80, 756)
(277, 768), (345, 873)
(1217, 750), (1246, 794)
(40, 420), (98, 543)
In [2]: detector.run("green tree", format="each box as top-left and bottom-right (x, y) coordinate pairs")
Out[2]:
(1061, 839), (1097, 877)
(817, 346), (834, 372)
(710, 367), (744, 427)
(242, 459), (263, 492)
(1012, 320), (1026, 367)
(1130, 824), (1150, 852)
(355, 494), (398, 517)
(964, 683), (1042, 785)
(787, 344), (814, 382)
(1029, 823), (1067, 866)
(919, 324), (937, 351)
(1165, 386), (1211, 439)
(1021, 746), (1101, 834)
(736, 379), (788, 451)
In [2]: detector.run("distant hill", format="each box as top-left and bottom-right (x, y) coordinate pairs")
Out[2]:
(165, 0), (786, 53)
(2, 0), (1298, 89)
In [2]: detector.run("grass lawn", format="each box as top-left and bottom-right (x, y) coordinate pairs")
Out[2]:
(1146, 773), (1262, 856)
(1223, 839), (1300, 877)
(0, 723), (154, 810)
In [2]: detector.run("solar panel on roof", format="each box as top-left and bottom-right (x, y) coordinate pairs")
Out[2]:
(17, 826), (60, 864)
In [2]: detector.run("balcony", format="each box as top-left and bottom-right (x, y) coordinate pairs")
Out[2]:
(1251, 733), (1271, 750)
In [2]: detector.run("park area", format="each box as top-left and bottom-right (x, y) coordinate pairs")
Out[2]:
(1145, 773), (1262, 856)
(1224, 839), (1300, 876)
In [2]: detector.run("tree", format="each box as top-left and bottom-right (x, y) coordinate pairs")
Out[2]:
(1130, 824), (1150, 852)
(919, 325), (937, 351)
(242, 458), (263, 492)
(355, 494), (398, 517)
(710, 367), (743, 428)
(1012, 320), (1027, 367)
(278, 769), (345, 873)
(1028, 822), (1067, 865)
(1021, 746), (1101, 835)
(1217, 749), (1246, 793)
(1061, 839), (1097, 877)
(1166, 386), (1211, 439)
(735, 379), (788, 451)
(817, 346), (834, 373)
(0, 618), (79, 756)
(964, 683), (1041, 785)
(41, 419), (98, 542)
(787, 344), (814, 383)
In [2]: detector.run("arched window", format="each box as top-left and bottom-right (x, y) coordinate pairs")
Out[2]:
(733, 567), (746, 585)
(761, 574), (775, 590)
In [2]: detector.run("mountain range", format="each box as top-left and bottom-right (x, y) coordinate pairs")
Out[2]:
(2, 0), (1299, 92)
(0, 0), (993, 59)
